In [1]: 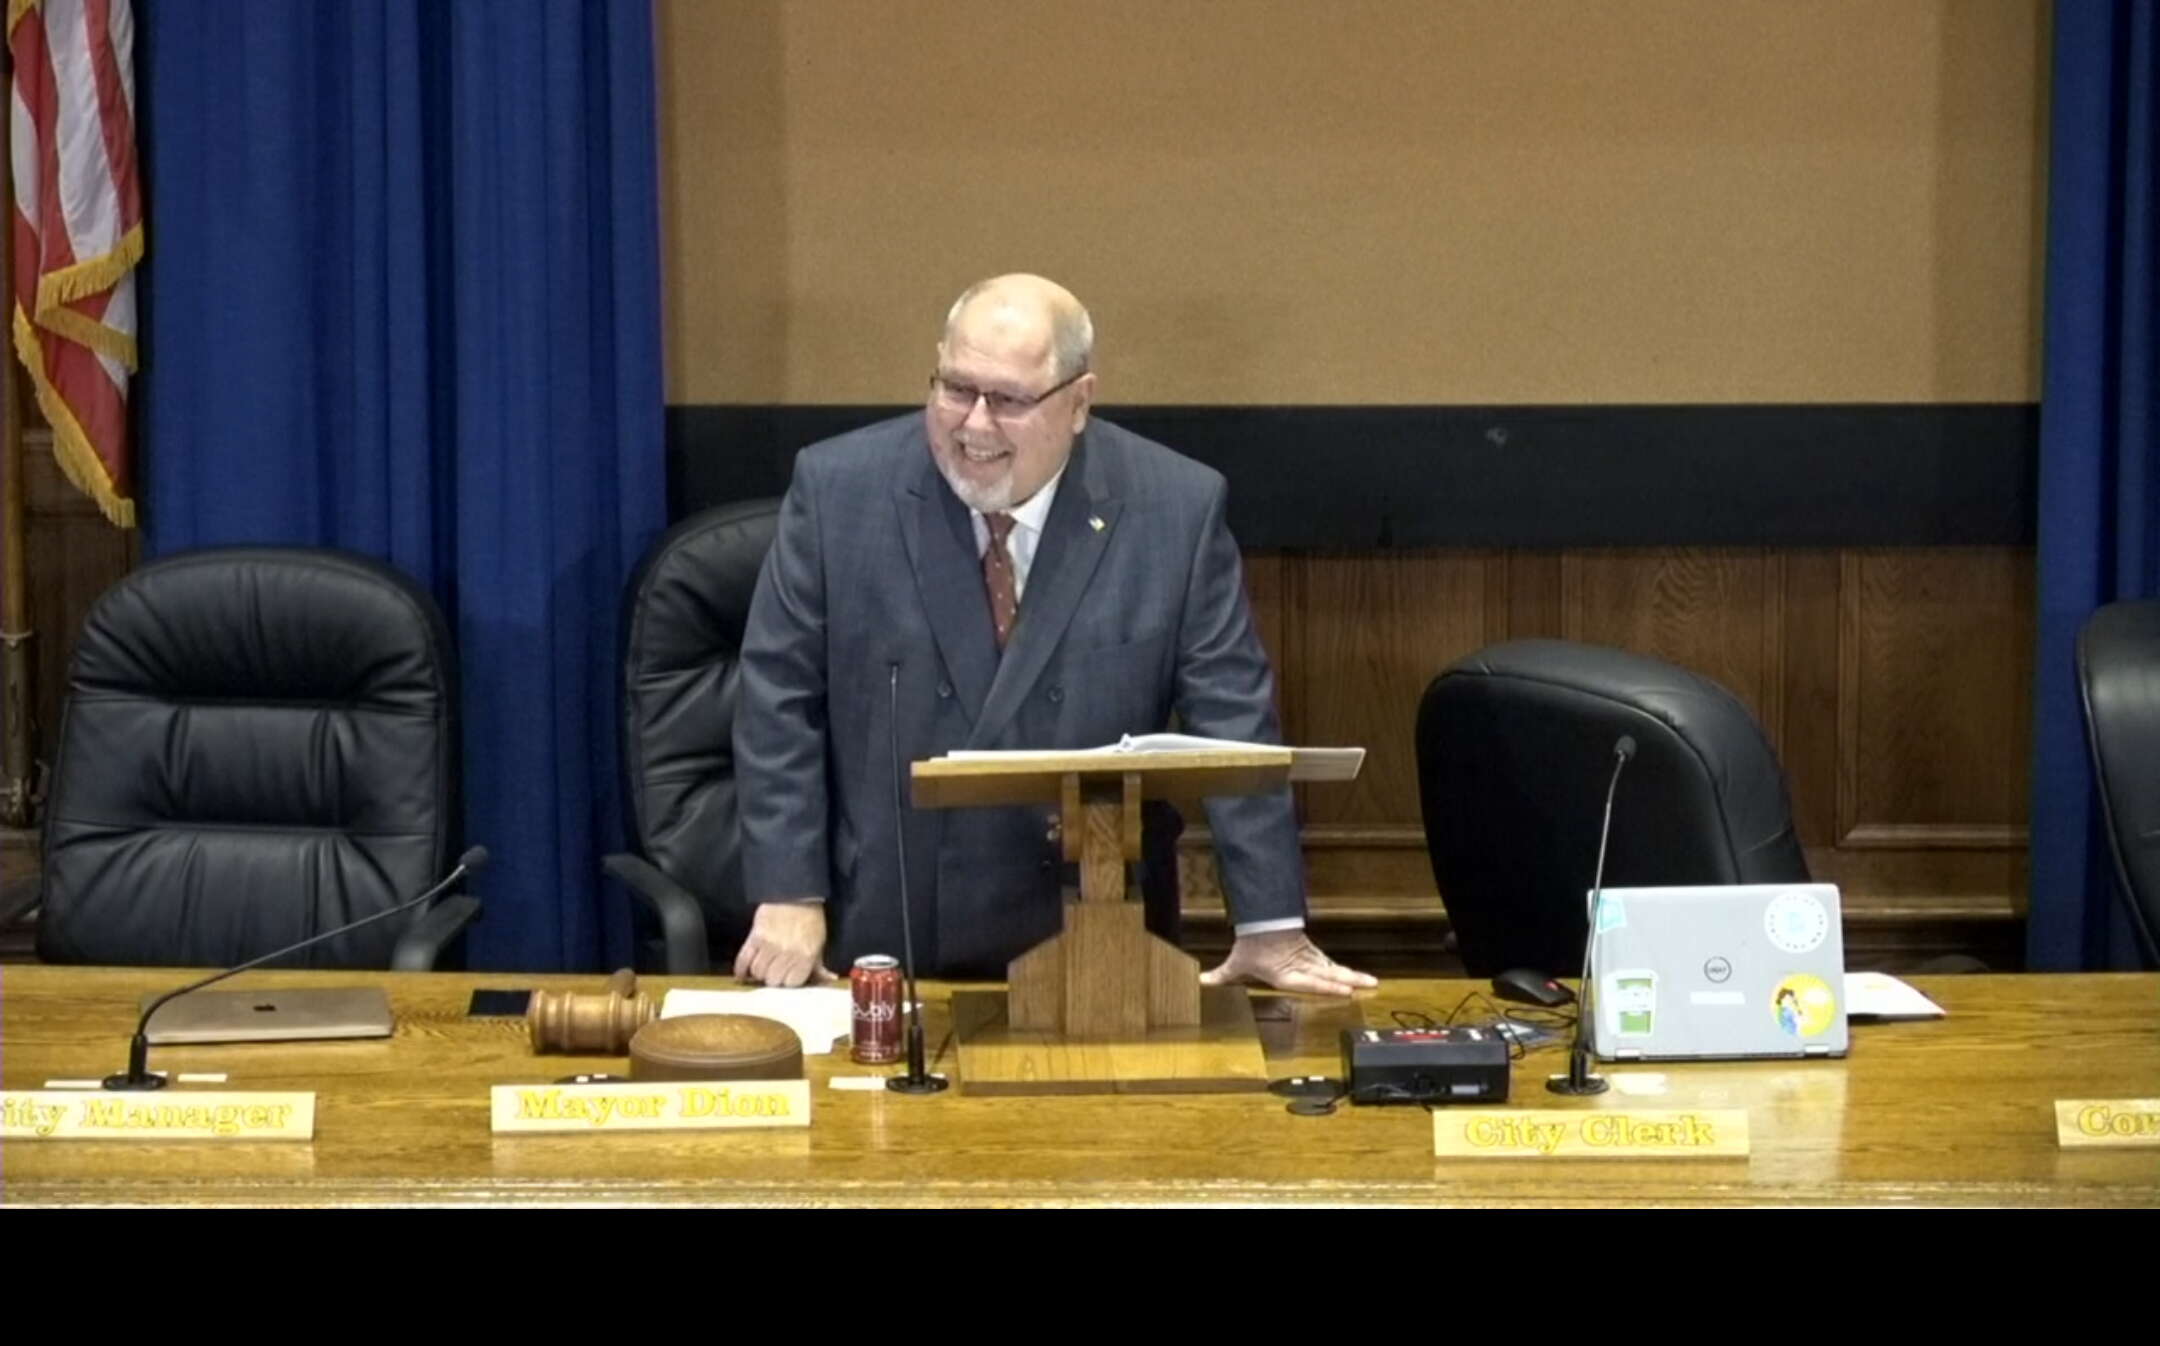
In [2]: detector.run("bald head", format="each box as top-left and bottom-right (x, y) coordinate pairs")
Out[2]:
(941, 274), (1095, 384)
(925, 274), (1098, 514)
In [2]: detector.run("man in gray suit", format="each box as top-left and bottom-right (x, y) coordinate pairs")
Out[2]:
(733, 274), (1374, 996)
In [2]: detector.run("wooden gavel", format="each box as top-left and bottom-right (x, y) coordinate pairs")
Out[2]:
(527, 968), (656, 1054)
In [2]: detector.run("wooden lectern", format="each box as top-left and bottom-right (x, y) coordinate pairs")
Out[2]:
(911, 747), (1323, 1096)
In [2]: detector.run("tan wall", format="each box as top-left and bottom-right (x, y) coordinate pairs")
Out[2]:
(659, 0), (2047, 406)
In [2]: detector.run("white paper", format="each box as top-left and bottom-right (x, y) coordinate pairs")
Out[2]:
(660, 987), (856, 1055)
(1106, 732), (1281, 753)
(942, 733), (1364, 781)
(1844, 972), (1947, 1020)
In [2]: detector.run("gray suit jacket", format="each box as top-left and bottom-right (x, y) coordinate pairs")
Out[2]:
(734, 413), (1306, 977)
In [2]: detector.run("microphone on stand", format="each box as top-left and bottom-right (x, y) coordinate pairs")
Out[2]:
(103, 846), (489, 1091)
(1548, 736), (1634, 1097)
(883, 660), (948, 1095)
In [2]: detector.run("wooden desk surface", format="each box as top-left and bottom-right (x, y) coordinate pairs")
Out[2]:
(3, 966), (2156, 1207)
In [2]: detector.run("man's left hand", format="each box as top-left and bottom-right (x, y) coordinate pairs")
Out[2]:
(1199, 930), (1378, 996)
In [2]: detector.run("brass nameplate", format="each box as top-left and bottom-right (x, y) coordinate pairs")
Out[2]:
(2, 1090), (315, 1141)
(1434, 1108), (1749, 1159)
(491, 1080), (811, 1133)
(2055, 1099), (2160, 1149)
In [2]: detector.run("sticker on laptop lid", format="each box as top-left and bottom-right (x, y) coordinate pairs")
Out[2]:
(1772, 973), (1837, 1037)
(1764, 890), (1831, 954)
(1594, 896), (1627, 932)
(1603, 969), (1658, 1036)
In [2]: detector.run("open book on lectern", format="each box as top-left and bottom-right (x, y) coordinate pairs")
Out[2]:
(941, 733), (1364, 782)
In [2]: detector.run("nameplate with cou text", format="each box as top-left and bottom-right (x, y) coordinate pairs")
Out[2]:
(490, 1080), (812, 1133)
(1434, 1108), (1750, 1159)
(2055, 1099), (2160, 1149)
(1, 1090), (316, 1141)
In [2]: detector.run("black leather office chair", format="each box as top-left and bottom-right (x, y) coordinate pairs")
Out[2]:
(2077, 599), (2160, 965)
(605, 501), (778, 973)
(35, 548), (476, 969)
(1416, 639), (1809, 977)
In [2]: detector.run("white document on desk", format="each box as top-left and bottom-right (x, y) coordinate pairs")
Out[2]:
(1844, 972), (1947, 1020)
(660, 987), (855, 1055)
(942, 733), (1364, 781)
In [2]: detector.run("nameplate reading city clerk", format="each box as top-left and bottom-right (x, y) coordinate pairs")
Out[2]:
(1433, 1108), (1750, 1159)
(2, 1090), (316, 1141)
(491, 1080), (812, 1134)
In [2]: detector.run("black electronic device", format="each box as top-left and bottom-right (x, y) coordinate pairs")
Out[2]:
(1340, 1025), (1511, 1105)
(467, 989), (533, 1017)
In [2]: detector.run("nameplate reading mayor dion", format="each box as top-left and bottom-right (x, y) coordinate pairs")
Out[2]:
(1434, 1108), (1750, 1159)
(491, 1080), (811, 1134)
(2, 1091), (315, 1142)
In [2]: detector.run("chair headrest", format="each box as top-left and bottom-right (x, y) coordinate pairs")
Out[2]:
(73, 546), (452, 711)
(623, 500), (782, 681)
(1438, 638), (1764, 752)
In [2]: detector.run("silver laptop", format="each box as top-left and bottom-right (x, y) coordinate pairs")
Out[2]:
(141, 987), (394, 1045)
(1587, 884), (1848, 1061)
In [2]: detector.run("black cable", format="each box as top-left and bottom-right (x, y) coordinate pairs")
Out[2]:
(1445, 990), (1570, 1050)
(1390, 992), (1579, 1057)
(928, 1019), (958, 1071)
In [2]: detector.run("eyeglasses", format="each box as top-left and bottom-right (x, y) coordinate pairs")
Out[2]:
(929, 368), (1085, 420)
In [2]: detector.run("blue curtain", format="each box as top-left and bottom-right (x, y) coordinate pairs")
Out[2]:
(2029, 1), (2159, 970)
(139, 1), (666, 971)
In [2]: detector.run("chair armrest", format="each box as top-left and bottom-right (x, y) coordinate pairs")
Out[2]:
(0, 877), (39, 928)
(603, 852), (712, 974)
(389, 894), (481, 971)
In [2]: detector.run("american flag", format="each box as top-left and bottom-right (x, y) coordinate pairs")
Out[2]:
(9, 0), (140, 528)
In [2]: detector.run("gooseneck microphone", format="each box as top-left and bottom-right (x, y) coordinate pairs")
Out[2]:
(884, 660), (948, 1095)
(1548, 736), (1634, 1097)
(103, 846), (489, 1091)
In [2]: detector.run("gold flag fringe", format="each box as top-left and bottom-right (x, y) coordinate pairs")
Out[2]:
(13, 303), (135, 527)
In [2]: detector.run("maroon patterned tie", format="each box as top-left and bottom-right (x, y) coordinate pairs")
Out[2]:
(983, 512), (1019, 650)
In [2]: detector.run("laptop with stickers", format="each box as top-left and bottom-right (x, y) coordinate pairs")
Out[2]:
(1586, 884), (1848, 1061)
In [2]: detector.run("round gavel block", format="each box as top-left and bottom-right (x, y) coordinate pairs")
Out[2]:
(629, 1014), (804, 1082)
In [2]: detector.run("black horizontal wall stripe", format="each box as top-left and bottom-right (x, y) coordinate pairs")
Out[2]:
(667, 404), (2037, 548)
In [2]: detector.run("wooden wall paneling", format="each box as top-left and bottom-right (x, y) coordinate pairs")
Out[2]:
(22, 429), (136, 780)
(1836, 549), (2033, 849)
(1503, 550), (1565, 641)
(1481, 554), (1513, 645)
(1559, 548), (1786, 749)
(1295, 551), (1494, 828)
(1781, 551), (1844, 848)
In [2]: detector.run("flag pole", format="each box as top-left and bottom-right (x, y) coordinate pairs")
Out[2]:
(0, 33), (36, 830)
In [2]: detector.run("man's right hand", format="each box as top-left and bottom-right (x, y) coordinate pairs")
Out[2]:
(734, 902), (835, 987)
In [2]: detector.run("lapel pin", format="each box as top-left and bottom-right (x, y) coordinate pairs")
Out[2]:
(1089, 515), (1106, 532)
